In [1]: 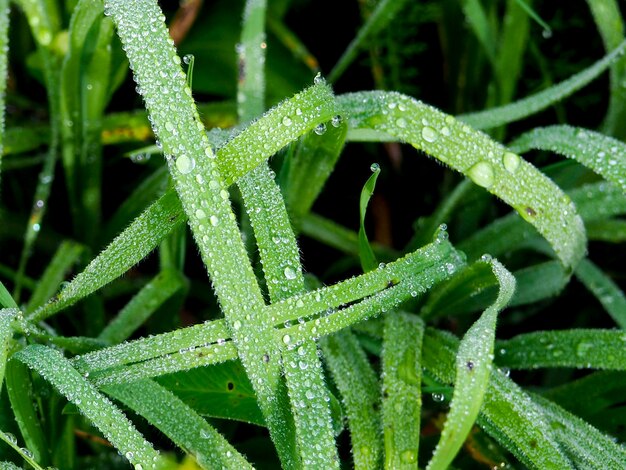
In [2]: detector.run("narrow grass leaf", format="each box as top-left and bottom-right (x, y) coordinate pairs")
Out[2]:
(358, 163), (381, 272)
(0, 0), (8, 183)
(105, 379), (253, 470)
(496, 329), (626, 370)
(328, 0), (410, 82)
(322, 330), (382, 469)
(0, 308), (15, 390)
(29, 190), (185, 321)
(98, 269), (186, 343)
(0, 282), (17, 308)
(338, 91), (586, 270)
(25, 241), (83, 313)
(13, 344), (161, 468)
(586, 219), (626, 242)
(426, 260), (515, 470)
(459, 40), (626, 129)
(423, 328), (573, 469)
(0, 428), (44, 470)
(381, 312), (423, 469)
(533, 393), (626, 468)
(461, 0), (496, 65)
(575, 258), (626, 329)
(509, 125), (626, 193)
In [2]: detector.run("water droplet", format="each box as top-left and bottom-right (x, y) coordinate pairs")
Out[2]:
(175, 154), (195, 174)
(125, 451), (134, 461)
(282, 334), (291, 344)
(165, 121), (174, 132)
(467, 161), (495, 189)
(32, 223), (41, 232)
(395, 117), (407, 128)
(401, 449), (417, 464)
(370, 162), (380, 172)
(183, 54), (193, 64)
(282, 115), (293, 126)
(576, 342), (593, 357)
(421, 126), (438, 142)
(233, 320), (242, 330)
(210, 215), (219, 226)
(502, 152), (520, 173)
(432, 393), (445, 402)
(295, 108), (303, 116)
(5, 433), (16, 444)
(331, 115), (342, 127)
(542, 28), (552, 39)
(284, 267), (297, 279)
(195, 209), (206, 219)
(313, 72), (323, 85)
(314, 123), (327, 135)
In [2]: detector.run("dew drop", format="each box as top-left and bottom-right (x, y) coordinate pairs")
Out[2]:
(284, 267), (297, 280)
(421, 126), (438, 142)
(233, 320), (242, 330)
(175, 154), (195, 174)
(432, 393), (445, 402)
(370, 162), (380, 172)
(183, 54), (193, 64)
(313, 72), (323, 85)
(210, 215), (219, 226)
(314, 123), (327, 135)
(467, 161), (495, 189)
(502, 152), (520, 173)
(401, 449), (417, 464)
(195, 209), (206, 219)
(331, 115), (342, 127)
(282, 334), (291, 344)
(395, 117), (407, 128)
(282, 116), (293, 126)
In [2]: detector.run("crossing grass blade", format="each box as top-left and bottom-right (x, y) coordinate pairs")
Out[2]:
(358, 163), (381, 272)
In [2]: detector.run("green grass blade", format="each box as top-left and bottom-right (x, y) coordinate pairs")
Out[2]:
(98, 269), (187, 343)
(496, 329), (626, 370)
(586, 219), (626, 242)
(0, 308), (15, 390)
(381, 312), (423, 469)
(459, 40), (626, 130)
(104, 379), (253, 470)
(426, 259), (515, 470)
(461, 0), (496, 65)
(25, 241), (84, 313)
(322, 329), (382, 469)
(358, 163), (381, 272)
(338, 91), (586, 270)
(423, 329), (573, 469)
(586, 0), (626, 139)
(575, 258), (626, 329)
(13, 345), (161, 468)
(328, 0), (410, 82)
(0, 0), (8, 185)
(0, 283), (18, 308)
(29, 190), (185, 322)
(509, 125), (626, 192)
(0, 428), (44, 470)
(238, 0), (266, 122)
(532, 393), (626, 468)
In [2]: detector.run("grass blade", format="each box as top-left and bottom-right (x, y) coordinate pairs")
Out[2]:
(358, 163), (381, 272)
(338, 91), (586, 270)
(322, 330), (382, 469)
(509, 125), (626, 193)
(13, 345), (161, 468)
(381, 312), (423, 469)
(459, 40), (626, 130)
(0, 308), (15, 390)
(0, 0), (8, 184)
(426, 259), (515, 470)
(0, 282), (18, 308)
(104, 379), (253, 470)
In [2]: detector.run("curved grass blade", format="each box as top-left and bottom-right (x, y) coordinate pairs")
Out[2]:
(0, 428), (44, 470)
(13, 345), (161, 468)
(426, 259), (515, 470)
(532, 393), (626, 468)
(25, 241), (84, 313)
(575, 258), (626, 329)
(29, 190), (185, 322)
(328, 0), (410, 83)
(0, 283), (17, 309)
(422, 328), (573, 469)
(458, 39), (626, 129)
(509, 125), (626, 192)
(381, 312), (423, 469)
(359, 163), (381, 272)
(496, 329), (626, 370)
(321, 330), (382, 469)
(98, 269), (187, 343)
(104, 380), (253, 470)
(338, 91), (586, 270)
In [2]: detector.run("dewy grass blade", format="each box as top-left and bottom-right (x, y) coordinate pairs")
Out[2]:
(422, 328), (573, 469)
(322, 330), (382, 469)
(575, 258), (626, 329)
(0, 0), (8, 184)
(29, 190), (185, 322)
(458, 40), (626, 130)
(509, 125), (626, 193)
(338, 91), (586, 270)
(0, 428), (45, 470)
(381, 312), (423, 469)
(98, 269), (187, 343)
(532, 393), (626, 468)
(358, 163), (381, 272)
(496, 329), (626, 370)
(104, 380), (253, 470)
(0, 308), (15, 390)
(25, 241), (84, 313)
(13, 345), (161, 468)
(426, 259), (515, 470)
